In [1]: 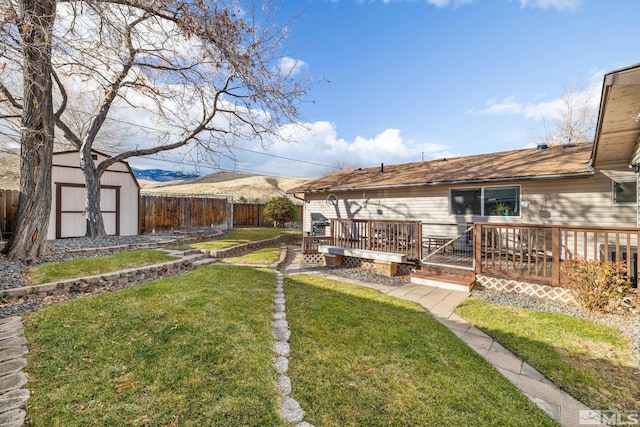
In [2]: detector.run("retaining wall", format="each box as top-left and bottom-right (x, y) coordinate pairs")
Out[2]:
(206, 234), (300, 259)
(2, 258), (195, 303)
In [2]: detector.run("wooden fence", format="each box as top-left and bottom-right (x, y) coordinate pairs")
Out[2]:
(1, 189), (304, 238)
(139, 195), (232, 233)
(233, 203), (304, 227)
(0, 189), (19, 239)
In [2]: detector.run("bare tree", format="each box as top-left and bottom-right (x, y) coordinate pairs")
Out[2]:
(537, 81), (597, 146)
(324, 160), (364, 176)
(1, 0), (56, 259)
(2, 0), (309, 245)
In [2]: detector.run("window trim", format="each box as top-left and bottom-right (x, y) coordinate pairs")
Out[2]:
(449, 187), (481, 216)
(612, 179), (637, 206)
(450, 185), (521, 217)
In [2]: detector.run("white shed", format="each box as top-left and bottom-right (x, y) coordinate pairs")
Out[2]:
(48, 150), (140, 239)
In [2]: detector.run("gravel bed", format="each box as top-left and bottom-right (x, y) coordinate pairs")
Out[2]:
(304, 265), (409, 287)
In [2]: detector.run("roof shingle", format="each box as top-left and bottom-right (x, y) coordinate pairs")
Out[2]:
(289, 143), (594, 193)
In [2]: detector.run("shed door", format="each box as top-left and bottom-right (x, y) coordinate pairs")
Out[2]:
(56, 184), (120, 238)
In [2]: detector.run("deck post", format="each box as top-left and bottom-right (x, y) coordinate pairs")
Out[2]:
(473, 223), (482, 274)
(551, 227), (560, 286)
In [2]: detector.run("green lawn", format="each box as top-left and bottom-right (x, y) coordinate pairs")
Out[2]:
(24, 265), (284, 427)
(23, 249), (178, 285)
(455, 298), (640, 412)
(191, 227), (299, 251)
(284, 274), (558, 426)
(222, 246), (282, 265)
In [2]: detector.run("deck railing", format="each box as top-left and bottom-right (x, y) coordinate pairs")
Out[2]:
(302, 219), (422, 261)
(422, 223), (474, 270)
(474, 223), (639, 286)
(303, 219), (639, 288)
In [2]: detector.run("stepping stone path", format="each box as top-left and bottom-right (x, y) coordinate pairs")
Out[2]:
(271, 270), (314, 426)
(0, 316), (29, 427)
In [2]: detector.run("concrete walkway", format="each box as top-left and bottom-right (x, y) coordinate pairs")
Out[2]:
(283, 246), (600, 427)
(0, 316), (29, 427)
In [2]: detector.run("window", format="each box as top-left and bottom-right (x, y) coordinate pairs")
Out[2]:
(450, 186), (520, 216)
(613, 180), (637, 205)
(484, 186), (520, 216)
(450, 188), (481, 215)
(326, 194), (338, 207)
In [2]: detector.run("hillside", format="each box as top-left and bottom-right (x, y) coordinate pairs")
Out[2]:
(139, 172), (311, 203)
(0, 156), (312, 203)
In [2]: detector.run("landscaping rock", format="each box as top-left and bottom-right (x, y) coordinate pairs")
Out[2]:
(0, 359), (26, 376)
(274, 356), (289, 374)
(272, 328), (291, 342)
(281, 397), (305, 423)
(0, 347), (28, 364)
(0, 408), (26, 427)
(274, 341), (290, 357)
(0, 389), (30, 413)
(277, 375), (292, 396)
(0, 372), (27, 394)
(272, 319), (288, 329)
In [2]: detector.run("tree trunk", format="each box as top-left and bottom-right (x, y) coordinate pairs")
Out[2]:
(2, 0), (57, 259)
(80, 148), (106, 237)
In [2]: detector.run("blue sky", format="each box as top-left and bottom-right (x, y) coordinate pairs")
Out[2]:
(132, 0), (640, 178)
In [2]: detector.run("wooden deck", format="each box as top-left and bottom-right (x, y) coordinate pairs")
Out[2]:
(303, 219), (640, 287)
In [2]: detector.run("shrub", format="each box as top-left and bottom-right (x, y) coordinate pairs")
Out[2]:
(561, 258), (630, 313)
(263, 196), (298, 228)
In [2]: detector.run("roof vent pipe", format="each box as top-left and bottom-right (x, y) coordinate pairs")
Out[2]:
(537, 143), (549, 150)
(380, 163), (384, 174)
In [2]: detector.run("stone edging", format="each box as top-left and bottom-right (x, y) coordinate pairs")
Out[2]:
(1, 254), (205, 304)
(205, 234), (299, 259)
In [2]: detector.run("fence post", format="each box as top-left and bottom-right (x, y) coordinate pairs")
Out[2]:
(552, 227), (561, 286)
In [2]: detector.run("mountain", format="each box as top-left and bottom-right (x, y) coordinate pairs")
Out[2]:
(131, 168), (199, 182)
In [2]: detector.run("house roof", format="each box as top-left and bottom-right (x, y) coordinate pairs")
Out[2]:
(592, 63), (640, 166)
(289, 143), (594, 193)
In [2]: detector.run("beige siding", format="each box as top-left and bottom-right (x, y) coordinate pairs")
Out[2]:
(301, 170), (637, 233)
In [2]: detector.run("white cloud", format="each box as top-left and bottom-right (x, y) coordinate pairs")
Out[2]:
(518, 0), (583, 12)
(218, 122), (453, 177)
(381, 0), (474, 7)
(278, 57), (307, 76)
(473, 79), (601, 123)
(476, 97), (523, 116)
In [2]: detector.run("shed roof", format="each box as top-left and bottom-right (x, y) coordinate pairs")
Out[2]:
(289, 143), (594, 193)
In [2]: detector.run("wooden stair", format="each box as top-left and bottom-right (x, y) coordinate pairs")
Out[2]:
(410, 265), (475, 292)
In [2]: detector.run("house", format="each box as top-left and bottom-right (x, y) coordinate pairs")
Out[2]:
(288, 63), (640, 297)
(48, 150), (140, 239)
